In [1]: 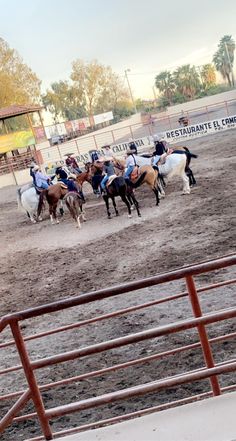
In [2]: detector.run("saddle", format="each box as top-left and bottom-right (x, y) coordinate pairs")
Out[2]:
(130, 166), (139, 181)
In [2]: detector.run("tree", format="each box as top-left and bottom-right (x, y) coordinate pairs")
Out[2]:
(213, 35), (235, 86)
(0, 38), (41, 107)
(71, 59), (129, 119)
(200, 64), (216, 90)
(42, 81), (86, 121)
(173, 65), (201, 100)
(155, 71), (175, 103)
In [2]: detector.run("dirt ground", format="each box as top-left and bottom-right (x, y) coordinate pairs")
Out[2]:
(0, 130), (236, 440)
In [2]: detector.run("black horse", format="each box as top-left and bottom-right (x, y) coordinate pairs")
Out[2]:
(92, 172), (146, 219)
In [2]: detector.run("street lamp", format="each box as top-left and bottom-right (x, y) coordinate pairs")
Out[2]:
(124, 69), (137, 113)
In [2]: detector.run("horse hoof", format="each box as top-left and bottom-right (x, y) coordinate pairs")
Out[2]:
(31, 219), (37, 224)
(130, 206), (134, 211)
(38, 216), (43, 222)
(116, 212), (119, 216)
(128, 214), (132, 218)
(182, 191), (190, 195)
(138, 214), (141, 217)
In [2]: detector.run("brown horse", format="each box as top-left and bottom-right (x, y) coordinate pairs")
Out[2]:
(64, 192), (86, 228)
(112, 158), (160, 205)
(37, 170), (92, 224)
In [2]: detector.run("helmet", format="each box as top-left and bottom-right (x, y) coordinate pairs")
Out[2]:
(153, 133), (164, 142)
(126, 148), (134, 155)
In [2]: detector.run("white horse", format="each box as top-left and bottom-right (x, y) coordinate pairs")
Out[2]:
(17, 178), (64, 223)
(17, 185), (41, 223)
(130, 153), (190, 195)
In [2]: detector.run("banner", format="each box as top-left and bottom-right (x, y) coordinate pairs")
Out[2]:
(0, 130), (35, 154)
(93, 111), (113, 125)
(164, 115), (236, 144)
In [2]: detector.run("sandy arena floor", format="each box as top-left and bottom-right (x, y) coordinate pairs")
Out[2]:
(0, 130), (235, 440)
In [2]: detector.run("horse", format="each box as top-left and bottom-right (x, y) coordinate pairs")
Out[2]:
(113, 158), (161, 205)
(63, 192), (86, 228)
(89, 163), (146, 218)
(113, 152), (191, 200)
(17, 170), (92, 224)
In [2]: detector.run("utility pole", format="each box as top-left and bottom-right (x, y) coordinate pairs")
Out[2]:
(224, 42), (235, 86)
(124, 69), (137, 113)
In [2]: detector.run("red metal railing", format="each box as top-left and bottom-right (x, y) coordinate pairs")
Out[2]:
(0, 254), (235, 440)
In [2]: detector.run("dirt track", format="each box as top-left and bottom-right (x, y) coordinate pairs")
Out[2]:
(0, 130), (236, 440)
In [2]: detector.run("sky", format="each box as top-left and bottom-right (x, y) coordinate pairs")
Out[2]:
(1, 0), (236, 100)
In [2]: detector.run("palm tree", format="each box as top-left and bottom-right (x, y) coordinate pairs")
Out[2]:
(213, 35), (235, 86)
(173, 65), (201, 100)
(155, 71), (175, 103)
(201, 64), (216, 90)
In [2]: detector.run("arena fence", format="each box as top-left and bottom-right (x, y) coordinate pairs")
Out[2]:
(0, 254), (235, 440)
(0, 99), (236, 179)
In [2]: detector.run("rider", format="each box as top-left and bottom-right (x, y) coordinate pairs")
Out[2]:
(124, 148), (136, 179)
(55, 165), (68, 184)
(152, 134), (173, 169)
(33, 165), (52, 189)
(99, 157), (116, 194)
(103, 144), (113, 159)
(67, 174), (85, 202)
(65, 154), (82, 174)
(128, 139), (138, 155)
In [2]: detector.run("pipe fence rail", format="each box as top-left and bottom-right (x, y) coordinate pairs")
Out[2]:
(0, 254), (235, 440)
(1, 98), (236, 177)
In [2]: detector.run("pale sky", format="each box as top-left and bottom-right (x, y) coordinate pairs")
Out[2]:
(1, 0), (236, 99)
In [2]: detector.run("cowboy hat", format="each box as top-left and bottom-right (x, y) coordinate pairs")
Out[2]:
(33, 165), (39, 171)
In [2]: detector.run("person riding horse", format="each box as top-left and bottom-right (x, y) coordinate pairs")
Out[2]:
(65, 153), (82, 175)
(99, 157), (116, 195)
(32, 165), (52, 189)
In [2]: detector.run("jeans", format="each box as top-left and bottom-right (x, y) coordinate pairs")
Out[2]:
(100, 175), (109, 190)
(124, 165), (134, 178)
(40, 181), (49, 189)
(152, 155), (161, 166)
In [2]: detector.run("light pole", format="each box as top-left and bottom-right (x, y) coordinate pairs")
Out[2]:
(124, 69), (137, 113)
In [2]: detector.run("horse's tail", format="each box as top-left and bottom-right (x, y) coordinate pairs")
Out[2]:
(37, 190), (47, 218)
(132, 171), (147, 188)
(183, 147), (198, 159)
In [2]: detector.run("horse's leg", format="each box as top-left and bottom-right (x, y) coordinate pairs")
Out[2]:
(59, 200), (64, 216)
(103, 195), (111, 219)
(130, 193), (141, 217)
(127, 194), (134, 210)
(81, 205), (87, 222)
(29, 211), (37, 224)
(111, 196), (119, 216)
(121, 195), (132, 218)
(182, 172), (191, 194)
(153, 187), (160, 205)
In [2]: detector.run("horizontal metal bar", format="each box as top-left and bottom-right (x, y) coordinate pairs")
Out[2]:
(25, 386), (236, 441)
(31, 308), (236, 370)
(2, 278), (234, 350)
(46, 362), (236, 419)
(2, 331), (235, 403)
(0, 255), (235, 328)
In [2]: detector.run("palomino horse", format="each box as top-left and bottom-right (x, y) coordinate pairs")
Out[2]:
(64, 192), (86, 228)
(113, 158), (160, 205)
(89, 163), (146, 218)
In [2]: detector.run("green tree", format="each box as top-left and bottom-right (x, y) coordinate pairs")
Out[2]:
(213, 35), (235, 86)
(0, 37), (41, 107)
(155, 71), (175, 103)
(42, 81), (86, 121)
(173, 65), (201, 100)
(71, 60), (129, 119)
